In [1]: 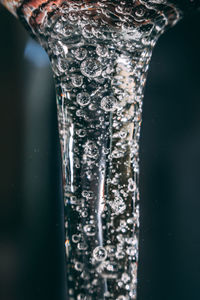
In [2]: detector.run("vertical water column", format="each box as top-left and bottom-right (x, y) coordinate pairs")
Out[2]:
(15, 1), (181, 299)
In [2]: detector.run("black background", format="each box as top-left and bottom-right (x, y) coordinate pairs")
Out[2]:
(0, 6), (199, 300)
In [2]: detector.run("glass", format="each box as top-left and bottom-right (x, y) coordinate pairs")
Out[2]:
(0, 1), (199, 299)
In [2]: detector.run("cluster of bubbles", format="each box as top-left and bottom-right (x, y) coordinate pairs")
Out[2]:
(22, 0), (181, 299)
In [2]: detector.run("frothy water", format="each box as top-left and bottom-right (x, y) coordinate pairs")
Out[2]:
(16, 1), (181, 299)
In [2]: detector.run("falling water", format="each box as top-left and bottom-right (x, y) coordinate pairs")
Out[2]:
(12, 1), (183, 299)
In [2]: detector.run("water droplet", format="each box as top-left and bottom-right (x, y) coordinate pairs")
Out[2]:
(101, 96), (117, 112)
(93, 246), (107, 261)
(77, 92), (90, 106)
(81, 59), (102, 78)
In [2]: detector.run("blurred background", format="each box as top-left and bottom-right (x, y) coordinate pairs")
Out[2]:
(0, 6), (199, 300)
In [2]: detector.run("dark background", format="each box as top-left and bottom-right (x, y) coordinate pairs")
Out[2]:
(0, 6), (199, 300)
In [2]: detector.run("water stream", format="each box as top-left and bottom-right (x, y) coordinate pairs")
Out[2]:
(2, 0), (200, 299)
(17, 1), (181, 299)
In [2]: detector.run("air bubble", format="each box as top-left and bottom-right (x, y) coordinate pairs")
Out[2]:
(54, 23), (73, 37)
(105, 245), (116, 257)
(118, 281), (123, 288)
(101, 96), (117, 112)
(129, 289), (137, 299)
(81, 59), (102, 78)
(68, 11), (79, 22)
(82, 25), (94, 39)
(72, 234), (81, 243)
(77, 294), (86, 300)
(109, 197), (126, 215)
(135, 6), (146, 18)
(81, 211), (88, 217)
(117, 296), (127, 300)
(119, 130), (128, 139)
(84, 141), (99, 158)
(122, 273), (130, 283)
(86, 170), (93, 180)
(70, 196), (78, 204)
(73, 47), (87, 61)
(128, 178), (136, 192)
(126, 237), (138, 245)
(126, 246), (137, 256)
(76, 129), (86, 137)
(76, 109), (85, 117)
(96, 44), (109, 57)
(77, 92), (90, 106)
(82, 190), (93, 198)
(75, 261), (84, 272)
(51, 41), (64, 55)
(93, 246), (107, 261)
(88, 103), (97, 111)
(71, 75), (83, 87)
(57, 58), (68, 73)
(84, 224), (96, 236)
(78, 241), (88, 250)
(115, 250), (125, 260)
